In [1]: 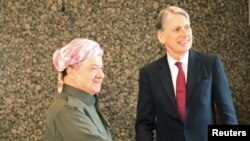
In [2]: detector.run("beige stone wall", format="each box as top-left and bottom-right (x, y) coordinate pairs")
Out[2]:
(0, 0), (249, 140)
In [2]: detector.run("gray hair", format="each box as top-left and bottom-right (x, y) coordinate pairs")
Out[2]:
(155, 6), (190, 31)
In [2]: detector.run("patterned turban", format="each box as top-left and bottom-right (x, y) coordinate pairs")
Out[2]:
(53, 38), (103, 93)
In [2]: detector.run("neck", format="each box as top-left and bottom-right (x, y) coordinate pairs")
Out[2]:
(166, 50), (189, 61)
(63, 76), (95, 95)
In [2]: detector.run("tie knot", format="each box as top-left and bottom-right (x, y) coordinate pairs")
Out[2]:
(175, 62), (182, 69)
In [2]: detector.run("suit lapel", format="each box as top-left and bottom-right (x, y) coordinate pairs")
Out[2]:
(156, 50), (202, 109)
(157, 56), (177, 108)
(186, 49), (201, 104)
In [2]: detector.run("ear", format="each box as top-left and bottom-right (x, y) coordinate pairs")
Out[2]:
(66, 67), (73, 74)
(66, 67), (75, 79)
(157, 31), (165, 44)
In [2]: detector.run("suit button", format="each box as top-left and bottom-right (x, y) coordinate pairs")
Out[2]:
(184, 129), (190, 133)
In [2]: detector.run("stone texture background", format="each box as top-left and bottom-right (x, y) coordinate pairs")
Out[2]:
(0, 0), (249, 141)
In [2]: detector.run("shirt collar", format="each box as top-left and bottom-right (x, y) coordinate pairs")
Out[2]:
(62, 84), (96, 106)
(167, 51), (189, 67)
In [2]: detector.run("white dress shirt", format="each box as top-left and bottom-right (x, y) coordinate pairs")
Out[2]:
(167, 51), (189, 96)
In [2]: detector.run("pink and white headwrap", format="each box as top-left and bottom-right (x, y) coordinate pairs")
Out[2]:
(53, 38), (103, 93)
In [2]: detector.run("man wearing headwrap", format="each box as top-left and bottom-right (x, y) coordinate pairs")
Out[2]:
(44, 38), (113, 141)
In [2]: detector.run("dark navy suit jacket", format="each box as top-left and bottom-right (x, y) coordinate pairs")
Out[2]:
(135, 49), (238, 141)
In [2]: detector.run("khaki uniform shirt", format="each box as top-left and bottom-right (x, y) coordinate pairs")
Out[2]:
(44, 84), (113, 141)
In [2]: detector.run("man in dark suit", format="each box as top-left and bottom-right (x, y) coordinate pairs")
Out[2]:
(134, 6), (238, 141)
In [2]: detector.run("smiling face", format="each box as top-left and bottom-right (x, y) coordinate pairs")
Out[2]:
(67, 56), (105, 95)
(157, 13), (193, 60)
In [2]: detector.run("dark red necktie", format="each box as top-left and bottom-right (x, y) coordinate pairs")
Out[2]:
(175, 62), (186, 122)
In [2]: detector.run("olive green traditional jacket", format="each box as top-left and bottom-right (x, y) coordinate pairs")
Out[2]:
(44, 84), (113, 141)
